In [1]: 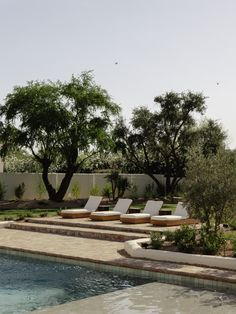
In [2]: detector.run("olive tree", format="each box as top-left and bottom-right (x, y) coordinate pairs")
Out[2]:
(114, 91), (206, 196)
(0, 72), (120, 201)
(184, 148), (236, 234)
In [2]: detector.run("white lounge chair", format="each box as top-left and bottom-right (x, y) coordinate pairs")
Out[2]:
(90, 198), (133, 221)
(151, 202), (198, 226)
(120, 200), (163, 224)
(60, 196), (103, 218)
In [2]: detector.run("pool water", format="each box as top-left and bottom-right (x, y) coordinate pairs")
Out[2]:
(0, 252), (152, 314)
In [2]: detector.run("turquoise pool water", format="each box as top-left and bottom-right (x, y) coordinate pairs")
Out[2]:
(0, 252), (152, 314)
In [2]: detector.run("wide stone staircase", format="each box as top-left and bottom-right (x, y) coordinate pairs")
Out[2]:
(7, 218), (150, 242)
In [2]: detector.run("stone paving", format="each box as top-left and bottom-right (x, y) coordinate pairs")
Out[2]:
(1, 219), (236, 314)
(0, 227), (235, 285)
(0, 228), (123, 262)
(26, 216), (179, 233)
(32, 282), (236, 314)
(9, 221), (149, 242)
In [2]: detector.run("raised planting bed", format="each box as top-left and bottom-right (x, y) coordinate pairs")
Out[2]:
(124, 238), (236, 271)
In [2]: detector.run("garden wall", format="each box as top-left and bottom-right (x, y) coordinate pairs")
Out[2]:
(0, 173), (166, 200)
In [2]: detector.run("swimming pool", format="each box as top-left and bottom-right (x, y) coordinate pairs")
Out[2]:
(0, 252), (152, 314)
(1, 251), (235, 314)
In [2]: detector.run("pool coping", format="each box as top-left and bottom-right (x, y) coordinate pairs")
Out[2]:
(1, 243), (236, 295)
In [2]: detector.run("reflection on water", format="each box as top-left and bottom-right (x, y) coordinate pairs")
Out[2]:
(0, 252), (151, 314)
(1, 251), (235, 314)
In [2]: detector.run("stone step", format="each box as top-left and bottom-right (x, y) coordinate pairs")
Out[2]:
(8, 222), (148, 242)
(25, 217), (154, 234)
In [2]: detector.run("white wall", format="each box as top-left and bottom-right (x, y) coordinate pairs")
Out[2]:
(0, 173), (165, 200)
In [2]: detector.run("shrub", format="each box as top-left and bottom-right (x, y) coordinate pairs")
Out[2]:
(40, 212), (48, 217)
(128, 184), (138, 200)
(163, 230), (175, 242)
(90, 185), (100, 196)
(37, 180), (46, 199)
(14, 182), (25, 200)
(70, 182), (80, 199)
(102, 183), (112, 200)
(16, 214), (25, 220)
(105, 171), (130, 200)
(0, 181), (6, 200)
(185, 148), (236, 234)
(174, 225), (197, 253)
(199, 225), (225, 255)
(231, 238), (236, 257)
(229, 218), (236, 230)
(4, 216), (12, 221)
(150, 231), (164, 249)
(143, 183), (157, 200)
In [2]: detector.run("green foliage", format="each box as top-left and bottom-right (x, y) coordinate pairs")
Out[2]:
(90, 185), (100, 196)
(4, 149), (42, 173)
(143, 183), (157, 199)
(4, 149), (65, 173)
(4, 216), (12, 221)
(102, 183), (112, 200)
(114, 91), (206, 196)
(0, 209), (58, 221)
(229, 218), (236, 230)
(185, 148), (236, 234)
(39, 212), (48, 217)
(0, 181), (6, 200)
(70, 182), (80, 199)
(150, 231), (164, 249)
(105, 171), (130, 201)
(174, 225), (197, 253)
(196, 119), (226, 157)
(15, 214), (25, 221)
(25, 212), (33, 218)
(76, 152), (141, 174)
(163, 230), (175, 242)
(231, 238), (236, 257)
(14, 182), (25, 200)
(199, 225), (225, 255)
(37, 180), (46, 199)
(167, 225), (225, 255)
(128, 184), (138, 200)
(0, 72), (120, 202)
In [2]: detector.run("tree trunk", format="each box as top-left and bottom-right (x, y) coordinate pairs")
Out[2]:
(165, 174), (171, 196)
(52, 167), (75, 202)
(146, 173), (165, 196)
(42, 161), (57, 201)
(168, 176), (182, 199)
(42, 159), (76, 202)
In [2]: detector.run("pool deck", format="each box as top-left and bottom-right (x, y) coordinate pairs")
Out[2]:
(0, 217), (235, 288)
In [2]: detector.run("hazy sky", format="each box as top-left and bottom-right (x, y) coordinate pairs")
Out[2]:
(1, 0), (236, 147)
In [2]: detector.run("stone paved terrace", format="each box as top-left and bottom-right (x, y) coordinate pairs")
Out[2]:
(0, 227), (235, 288)
(25, 216), (180, 233)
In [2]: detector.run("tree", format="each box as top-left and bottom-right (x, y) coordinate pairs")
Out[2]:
(105, 171), (130, 201)
(4, 149), (41, 173)
(114, 91), (206, 196)
(0, 72), (120, 201)
(194, 119), (227, 157)
(76, 152), (141, 173)
(184, 148), (236, 235)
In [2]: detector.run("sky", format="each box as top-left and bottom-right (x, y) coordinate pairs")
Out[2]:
(0, 0), (236, 147)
